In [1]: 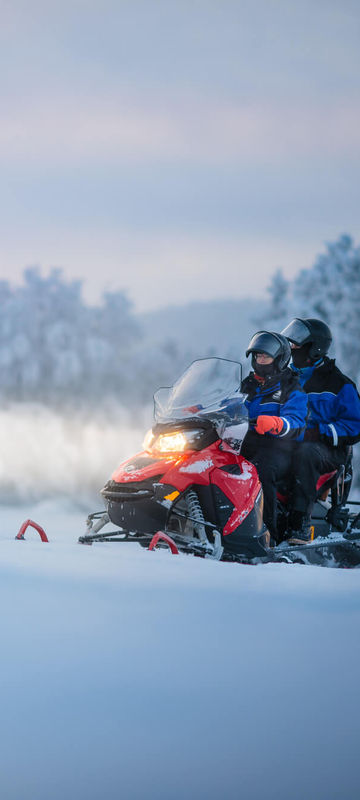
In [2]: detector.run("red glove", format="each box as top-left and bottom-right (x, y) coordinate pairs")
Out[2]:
(255, 415), (284, 435)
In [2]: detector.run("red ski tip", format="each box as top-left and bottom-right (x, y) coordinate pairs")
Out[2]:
(148, 532), (178, 554)
(16, 519), (49, 543)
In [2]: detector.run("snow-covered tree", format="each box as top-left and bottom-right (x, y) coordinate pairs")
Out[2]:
(0, 267), (203, 410)
(257, 234), (360, 384)
(265, 268), (290, 324)
(257, 234), (360, 485)
(0, 268), (143, 407)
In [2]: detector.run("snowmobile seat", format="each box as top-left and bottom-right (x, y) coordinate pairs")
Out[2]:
(274, 450), (353, 538)
(316, 470), (339, 500)
(318, 446), (353, 506)
(276, 447), (353, 508)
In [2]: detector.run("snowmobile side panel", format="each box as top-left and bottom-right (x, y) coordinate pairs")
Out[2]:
(210, 462), (261, 535)
(220, 498), (270, 558)
(158, 442), (242, 492)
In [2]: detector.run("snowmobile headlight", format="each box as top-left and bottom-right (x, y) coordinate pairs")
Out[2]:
(155, 431), (188, 453)
(144, 427), (209, 455)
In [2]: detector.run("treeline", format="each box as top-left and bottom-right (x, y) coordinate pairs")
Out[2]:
(0, 267), (187, 408)
(1, 234), (358, 411)
(257, 233), (360, 488)
(258, 234), (360, 386)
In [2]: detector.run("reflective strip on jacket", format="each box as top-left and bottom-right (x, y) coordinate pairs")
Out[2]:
(291, 358), (360, 447)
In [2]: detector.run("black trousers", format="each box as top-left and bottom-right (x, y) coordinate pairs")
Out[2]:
(290, 440), (347, 516)
(241, 431), (293, 541)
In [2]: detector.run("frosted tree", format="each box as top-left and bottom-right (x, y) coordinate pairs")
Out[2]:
(266, 269), (290, 324)
(0, 268), (142, 406)
(252, 268), (291, 332)
(0, 265), (214, 410)
(290, 235), (360, 381)
(258, 234), (360, 383)
(257, 234), (360, 486)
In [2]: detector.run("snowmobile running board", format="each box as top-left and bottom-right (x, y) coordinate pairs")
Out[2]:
(78, 528), (215, 556)
(78, 510), (360, 567)
(78, 527), (360, 567)
(272, 535), (360, 568)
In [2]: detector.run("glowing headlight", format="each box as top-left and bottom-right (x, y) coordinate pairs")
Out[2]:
(156, 431), (187, 453)
(143, 427), (206, 454)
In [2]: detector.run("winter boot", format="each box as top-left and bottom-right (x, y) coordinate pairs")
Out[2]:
(287, 511), (312, 545)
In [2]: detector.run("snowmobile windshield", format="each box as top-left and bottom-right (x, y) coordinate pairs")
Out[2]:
(154, 358), (246, 425)
(281, 318), (311, 346)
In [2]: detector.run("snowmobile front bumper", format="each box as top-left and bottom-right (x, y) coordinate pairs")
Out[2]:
(102, 480), (178, 534)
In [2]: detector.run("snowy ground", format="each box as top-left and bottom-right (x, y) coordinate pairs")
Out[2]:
(0, 499), (359, 800)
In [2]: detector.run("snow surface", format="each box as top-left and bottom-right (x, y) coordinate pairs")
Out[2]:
(0, 499), (359, 800)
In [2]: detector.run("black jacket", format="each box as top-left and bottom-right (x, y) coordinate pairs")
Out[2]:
(293, 358), (360, 447)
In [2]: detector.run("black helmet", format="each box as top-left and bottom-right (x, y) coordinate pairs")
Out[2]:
(281, 318), (332, 359)
(246, 331), (291, 371)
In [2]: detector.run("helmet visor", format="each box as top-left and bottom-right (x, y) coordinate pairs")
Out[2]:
(246, 331), (282, 359)
(281, 319), (311, 346)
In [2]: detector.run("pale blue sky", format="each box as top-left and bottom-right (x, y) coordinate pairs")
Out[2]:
(0, 0), (359, 310)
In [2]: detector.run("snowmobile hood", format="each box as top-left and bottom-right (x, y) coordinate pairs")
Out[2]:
(112, 451), (180, 483)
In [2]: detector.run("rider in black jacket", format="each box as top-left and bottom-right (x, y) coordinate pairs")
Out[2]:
(282, 317), (360, 543)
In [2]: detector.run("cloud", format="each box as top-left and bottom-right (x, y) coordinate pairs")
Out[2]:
(1, 91), (359, 168)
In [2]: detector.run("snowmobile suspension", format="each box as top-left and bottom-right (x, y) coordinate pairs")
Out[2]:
(185, 489), (209, 544)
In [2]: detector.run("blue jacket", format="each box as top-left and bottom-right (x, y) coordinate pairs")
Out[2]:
(291, 358), (360, 447)
(241, 368), (307, 441)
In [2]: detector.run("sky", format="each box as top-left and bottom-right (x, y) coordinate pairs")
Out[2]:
(0, 0), (359, 311)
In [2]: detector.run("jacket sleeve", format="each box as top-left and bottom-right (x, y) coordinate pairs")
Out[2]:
(277, 389), (308, 440)
(318, 383), (360, 446)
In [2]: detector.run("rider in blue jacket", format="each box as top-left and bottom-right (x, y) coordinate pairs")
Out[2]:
(241, 331), (307, 543)
(282, 317), (360, 543)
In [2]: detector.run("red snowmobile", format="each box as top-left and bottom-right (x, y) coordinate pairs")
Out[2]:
(79, 358), (360, 567)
